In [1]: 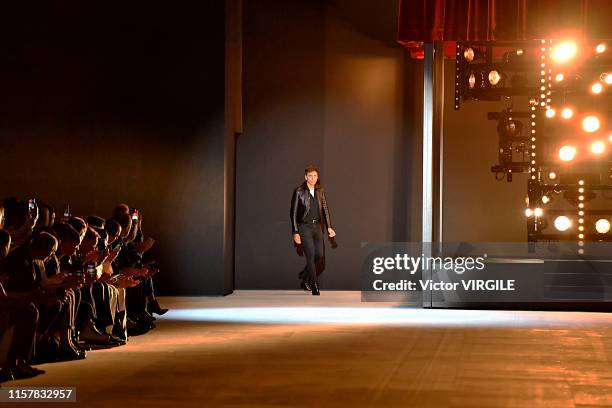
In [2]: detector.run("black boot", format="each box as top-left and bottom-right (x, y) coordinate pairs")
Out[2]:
(147, 299), (168, 316)
(311, 281), (320, 296)
(300, 280), (312, 292)
(0, 368), (14, 383)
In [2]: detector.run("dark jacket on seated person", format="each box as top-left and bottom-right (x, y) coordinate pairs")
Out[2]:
(0, 245), (44, 293)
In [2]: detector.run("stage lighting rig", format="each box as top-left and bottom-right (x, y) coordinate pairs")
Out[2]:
(455, 40), (612, 244)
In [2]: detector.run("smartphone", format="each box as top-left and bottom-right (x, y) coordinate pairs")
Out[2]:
(86, 264), (96, 278)
(111, 240), (123, 251)
(28, 198), (36, 211)
(132, 208), (139, 222)
(63, 204), (71, 218)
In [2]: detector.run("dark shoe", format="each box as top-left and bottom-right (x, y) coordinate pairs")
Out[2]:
(57, 346), (87, 361)
(112, 326), (128, 342)
(79, 323), (114, 345)
(134, 311), (156, 323)
(13, 363), (45, 379)
(0, 368), (14, 383)
(108, 334), (126, 346)
(31, 336), (61, 364)
(127, 318), (151, 336)
(300, 280), (312, 292)
(148, 299), (168, 316)
(311, 282), (320, 296)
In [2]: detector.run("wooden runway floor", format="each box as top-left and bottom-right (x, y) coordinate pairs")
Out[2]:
(6, 291), (612, 407)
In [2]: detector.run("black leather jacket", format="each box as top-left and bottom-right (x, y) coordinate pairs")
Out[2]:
(290, 182), (332, 234)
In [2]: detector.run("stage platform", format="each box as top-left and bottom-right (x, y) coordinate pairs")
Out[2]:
(7, 290), (612, 407)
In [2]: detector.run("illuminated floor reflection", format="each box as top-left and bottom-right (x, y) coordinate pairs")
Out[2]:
(158, 305), (612, 328)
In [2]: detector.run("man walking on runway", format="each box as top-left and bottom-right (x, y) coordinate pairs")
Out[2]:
(290, 166), (336, 295)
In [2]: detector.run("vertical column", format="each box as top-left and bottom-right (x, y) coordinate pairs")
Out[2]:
(422, 42), (445, 307)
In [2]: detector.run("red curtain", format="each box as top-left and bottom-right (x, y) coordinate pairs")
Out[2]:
(398, 0), (612, 58)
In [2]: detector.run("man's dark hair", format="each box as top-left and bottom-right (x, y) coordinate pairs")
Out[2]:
(67, 217), (87, 235)
(2, 198), (28, 230)
(105, 218), (122, 237)
(113, 204), (130, 218)
(111, 213), (131, 230)
(304, 165), (319, 175)
(28, 231), (58, 255)
(38, 201), (55, 220)
(86, 215), (105, 230)
(84, 227), (100, 243)
(52, 223), (81, 245)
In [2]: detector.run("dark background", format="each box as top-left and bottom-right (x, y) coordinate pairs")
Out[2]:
(0, 1), (231, 295)
(236, 0), (529, 290)
(236, 0), (424, 289)
(0, 0), (530, 294)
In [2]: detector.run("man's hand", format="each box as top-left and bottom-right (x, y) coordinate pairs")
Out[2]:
(327, 228), (336, 238)
(84, 249), (101, 264)
(45, 272), (66, 286)
(137, 237), (155, 254)
(122, 267), (148, 277)
(105, 248), (120, 264)
(115, 275), (140, 288)
(293, 234), (301, 244)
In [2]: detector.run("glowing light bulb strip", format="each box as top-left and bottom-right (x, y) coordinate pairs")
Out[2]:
(529, 100), (538, 181)
(455, 43), (461, 110)
(529, 40), (550, 184)
(578, 179), (585, 254)
(546, 40), (553, 110)
(539, 40), (548, 108)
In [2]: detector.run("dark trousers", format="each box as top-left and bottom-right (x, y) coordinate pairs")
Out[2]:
(298, 223), (325, 285)
(92, 282), (113, 330)
(76, 286), (95, 329)
(5, 301), (38, 363)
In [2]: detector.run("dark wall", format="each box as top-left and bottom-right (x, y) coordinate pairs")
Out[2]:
(442, 59), (526, 242)
(236, 0), (423, 289)
(0, 1), (232, 295)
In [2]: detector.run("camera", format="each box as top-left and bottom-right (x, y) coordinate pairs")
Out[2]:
(131, 208), (139, 222)
(28, 198), (36, 211)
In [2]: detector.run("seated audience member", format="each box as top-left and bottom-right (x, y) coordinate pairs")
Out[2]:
(0, 282), (41, 381)
(73, 226), (116, 345)
(35, 201), (56, 231)
(114, 205), (166, 331)
(0, 197), (164, 382)
(37, 223), (87, 361)
(3, 198), (39, 250)
(0, 232), (59, 380)
(85, 216), (125, 345)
